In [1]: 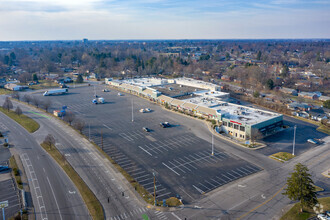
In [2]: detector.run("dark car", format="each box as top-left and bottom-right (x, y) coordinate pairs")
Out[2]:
(143, 127), (150, 132)
(160, 122), (171, 128)
(0, 166), (10, 173)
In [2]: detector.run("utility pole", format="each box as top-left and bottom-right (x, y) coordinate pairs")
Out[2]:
(292, 125), (296, 155)
(211, 131), (214, 156)
(153, 172), (156, 206)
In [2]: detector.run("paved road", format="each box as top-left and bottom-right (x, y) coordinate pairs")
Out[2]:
(0, 109), (90, 220)
(3, 96), (167, 220)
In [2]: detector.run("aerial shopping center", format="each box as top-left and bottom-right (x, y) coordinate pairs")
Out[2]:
(105, 77), (283, 140)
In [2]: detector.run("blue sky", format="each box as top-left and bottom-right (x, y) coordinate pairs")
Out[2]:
(0, 0), (329, 40)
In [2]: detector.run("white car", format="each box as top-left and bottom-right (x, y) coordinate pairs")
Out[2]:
(145, 108), (151, 112)
(317, 214), (329, 220)
(118, 93), (122, 96)
(139, 109), (146, 113)
(307, 139), (318, 144)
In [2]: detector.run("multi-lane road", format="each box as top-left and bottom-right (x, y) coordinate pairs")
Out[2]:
(0, 104), (90, 220)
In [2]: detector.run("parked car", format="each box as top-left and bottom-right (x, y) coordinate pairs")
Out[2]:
(145, 108), (151, 112)
(307, 139), (318, 144)
(0, 166), (10, 173)
(103, 89), (110, 92)
(140, 109), (146, 113)
(143, 127), (150, 132)
(118, 93), (123, 96)
(160, 122), (171, 128)
(317, 214), (329, 220)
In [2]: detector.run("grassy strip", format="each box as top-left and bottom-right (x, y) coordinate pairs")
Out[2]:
(0, 107), (40, 133)
(9, 156), (23, 190)
(280, 197), (330, 220)
(28, 80), (59, 90)
(269, 152), (295, 162)
(40, 143), (104, 220)
(0, 88), (13, 95)
(316, 125), (330, 135)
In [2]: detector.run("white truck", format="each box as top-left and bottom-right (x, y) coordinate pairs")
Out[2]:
(43, 88), (68, 96)
(92, 97), (105, 104)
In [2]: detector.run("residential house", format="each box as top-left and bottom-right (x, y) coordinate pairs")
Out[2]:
(280, 87), (298, 96)
(4, 83), (27, 91)
(319, 96), (330, 102)
(298, 92), (318, 100)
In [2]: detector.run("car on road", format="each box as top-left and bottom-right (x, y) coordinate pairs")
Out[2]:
(307, 139), (318, 144)
(143, 127), (150, 132)
(140, 109), (146, 113)
(145, 108), (151, 112)
(103, 89), (110, 92)
(118, 93), (123, 96)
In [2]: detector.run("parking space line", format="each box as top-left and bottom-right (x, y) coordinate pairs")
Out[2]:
(139, 146), (152, 156)
(162, 162), (180, 176)
(156, 192), (171, 199)
(168, 161), (186, 173)
(198, 182), (211, 191)
(226, 171), (238, 180)
(205, 180), (217, 188)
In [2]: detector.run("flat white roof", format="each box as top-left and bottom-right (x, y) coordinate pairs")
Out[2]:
(183, 96), (281, 125)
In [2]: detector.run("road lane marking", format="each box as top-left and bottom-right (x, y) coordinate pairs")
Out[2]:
(237, 184), (286, 220)
(46, 176), (63, 220)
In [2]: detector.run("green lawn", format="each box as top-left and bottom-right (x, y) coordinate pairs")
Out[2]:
(317, 125), (330, 135)
(9, 156), (23, 190)
(0, 107), (39, 133)
(280, 197), (330, 220)
(40, 143), (104, 220)
(269, 152), (295, 162)
(28, 80), (59, 90)
(0, 88), (13, 95)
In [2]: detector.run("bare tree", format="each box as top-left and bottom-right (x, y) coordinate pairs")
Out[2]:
(250, 128), (263, 146)
(43, 99), (52, 112)
(11, 92), (20, 100)
(2, 97), (13, 112)
(63, 111), (75, 125)
(23, 94), (32, 104)
(73, 118), (85, 133)
(15, 106), (22, 117)
(43, 134), (56, 150)
(32, 96), (41, 108)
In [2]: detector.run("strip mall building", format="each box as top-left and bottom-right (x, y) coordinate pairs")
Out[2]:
(105, 77), (283, 140)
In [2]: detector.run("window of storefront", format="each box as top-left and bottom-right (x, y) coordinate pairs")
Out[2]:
(234, 124), (239, 130)
(240, 126), (245, 131)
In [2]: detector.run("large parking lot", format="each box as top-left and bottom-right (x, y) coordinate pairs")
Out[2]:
(32, 85), (263, 203)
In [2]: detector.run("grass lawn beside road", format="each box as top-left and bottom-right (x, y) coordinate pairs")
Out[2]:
(0, 107), (39, 133)
(28, 80), (59, 90)
(269, 152), (295, 162)
(9, 156), (23, 190)
(280, 197), (330, 220)
(40, 143), (104, 220)
(0, 88), (13, 95)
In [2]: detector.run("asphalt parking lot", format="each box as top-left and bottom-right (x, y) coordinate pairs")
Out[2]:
(27, 85), (272, 203)
(0, 161), (21, 219)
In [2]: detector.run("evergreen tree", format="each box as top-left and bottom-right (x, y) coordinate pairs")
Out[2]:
(76, 74), (84, 83)
(266, 79), (274, 90)
(283, 163), (318, 213)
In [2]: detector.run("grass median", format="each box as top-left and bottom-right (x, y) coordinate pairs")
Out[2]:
(269, 152), (295, 162)
(0, 107), (39, 133)
(280, 197), (330, 220)
(40, 143), (104, 220)
(9, 156), (23, 190)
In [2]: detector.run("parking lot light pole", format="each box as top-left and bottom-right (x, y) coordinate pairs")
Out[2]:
(292, 125), (296, 156)
(132, 98), (134, 122)
(153, 172), (156, 206)
(89, 123), (91, 141)
(211, 131), (214, 156)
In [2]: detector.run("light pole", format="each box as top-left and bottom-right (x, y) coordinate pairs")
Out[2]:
(89, 123), (91, 141)
(153, 172), (156, 206)
(131, 97), (134, 122)
(211, 131), (214, 156)
(292, 125), (296, 156)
